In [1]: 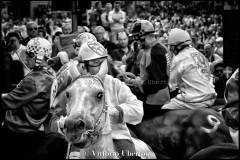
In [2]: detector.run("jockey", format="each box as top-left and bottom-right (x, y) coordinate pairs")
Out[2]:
(50, 40), (143, 158)
(0, 37), (68, 160)
(162, 28), (217, 110)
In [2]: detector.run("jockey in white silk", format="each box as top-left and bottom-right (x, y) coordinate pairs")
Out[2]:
(50, 40), (143, 158)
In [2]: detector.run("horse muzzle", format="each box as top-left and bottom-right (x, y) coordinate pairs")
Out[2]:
(64, 118), (93, 148)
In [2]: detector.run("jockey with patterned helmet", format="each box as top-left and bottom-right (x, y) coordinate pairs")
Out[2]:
(77, 40), (108, 76)
(1, 37), (68, 159)
(26, 37), (53, 70)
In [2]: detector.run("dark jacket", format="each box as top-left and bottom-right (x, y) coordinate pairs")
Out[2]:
(142, 43), (169, 94)
(1, 67), (55, 133)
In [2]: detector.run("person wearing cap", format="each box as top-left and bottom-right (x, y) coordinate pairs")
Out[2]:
(0, 37), (68, 160)
(129, 20), (170, 120)
(214, 37), (223, 58)
(108, 1), (126, 44)
(162, 28), (217, 110)
(49, 41), (143, 158)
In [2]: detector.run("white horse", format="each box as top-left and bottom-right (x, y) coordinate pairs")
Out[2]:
(50, 74), (156, 159)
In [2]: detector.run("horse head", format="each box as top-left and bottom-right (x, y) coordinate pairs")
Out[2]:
(52, 74), (109, 149)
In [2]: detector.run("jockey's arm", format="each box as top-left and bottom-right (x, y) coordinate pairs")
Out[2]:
(114, 79), (143, 125)
(0, 76), (38, 110)
(168, 57), (183, 92)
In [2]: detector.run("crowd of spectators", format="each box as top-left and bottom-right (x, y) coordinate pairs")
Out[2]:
(0, 1), (231, 97)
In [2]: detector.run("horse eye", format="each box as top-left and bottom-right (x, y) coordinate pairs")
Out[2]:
(66, 92), (70, 98)
(96, 92), (103, 100)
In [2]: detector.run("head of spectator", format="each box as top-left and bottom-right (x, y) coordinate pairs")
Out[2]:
(25, 37), (52, 70)
(38, 27), (47, 39)
(117, 31), (129, 49)
(26, 21), (38, 38)
(105, 2), (112, 13)
(215, 37), (223, 47)
(5, 31), (22, 52)
(93, 26), (106, 43)
(77, 26), (85, 34)
(204, 43), (214, 59)
(113, 1), (121, 12)
(62, 23), (72, 34)
(167, 28), (192, 55)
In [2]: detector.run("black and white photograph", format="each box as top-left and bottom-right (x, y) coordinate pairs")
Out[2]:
(0, 1), (239, 159)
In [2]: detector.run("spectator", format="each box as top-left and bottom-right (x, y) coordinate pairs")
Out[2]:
(51, 31), (63, 58)
(0, 37), (68, 160)
(203, 43), (223, 73)
(162, 28), (217, 110)
(5, 31), (30, 84)
(112, 31), (139, 76)
(21, 21), (39, 46)
(61, 23), (72, 34)
(89, 1), (103, 31)
(108, 1), (126, 44)
(214, 36), (223, 58)
(92, 26), (118, 56)
(100, 2), (112, 32)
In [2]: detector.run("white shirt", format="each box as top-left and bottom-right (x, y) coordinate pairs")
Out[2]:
(104, 75), (143, 139)
(108, 9), (126, 31)
(169, 46), (217, 103)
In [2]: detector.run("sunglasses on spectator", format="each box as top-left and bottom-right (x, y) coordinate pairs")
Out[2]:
(29, 27), (38, 31)
(26, 51), (35, 58)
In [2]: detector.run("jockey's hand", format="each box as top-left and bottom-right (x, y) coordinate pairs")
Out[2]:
(109, 106), (123, 124)
(57, 51), (69, 65)
(57, 116), (67, 134)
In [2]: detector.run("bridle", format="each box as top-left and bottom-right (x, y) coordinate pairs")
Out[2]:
(64, 75), (109, 157)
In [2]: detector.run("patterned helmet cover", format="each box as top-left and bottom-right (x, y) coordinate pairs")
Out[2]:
(78, 40), (107, 61)
(74, 32), (97, 46)
(26, 37), (52, 58)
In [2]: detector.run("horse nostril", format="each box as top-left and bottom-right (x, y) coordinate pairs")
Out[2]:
(75, 120), (85, 130)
